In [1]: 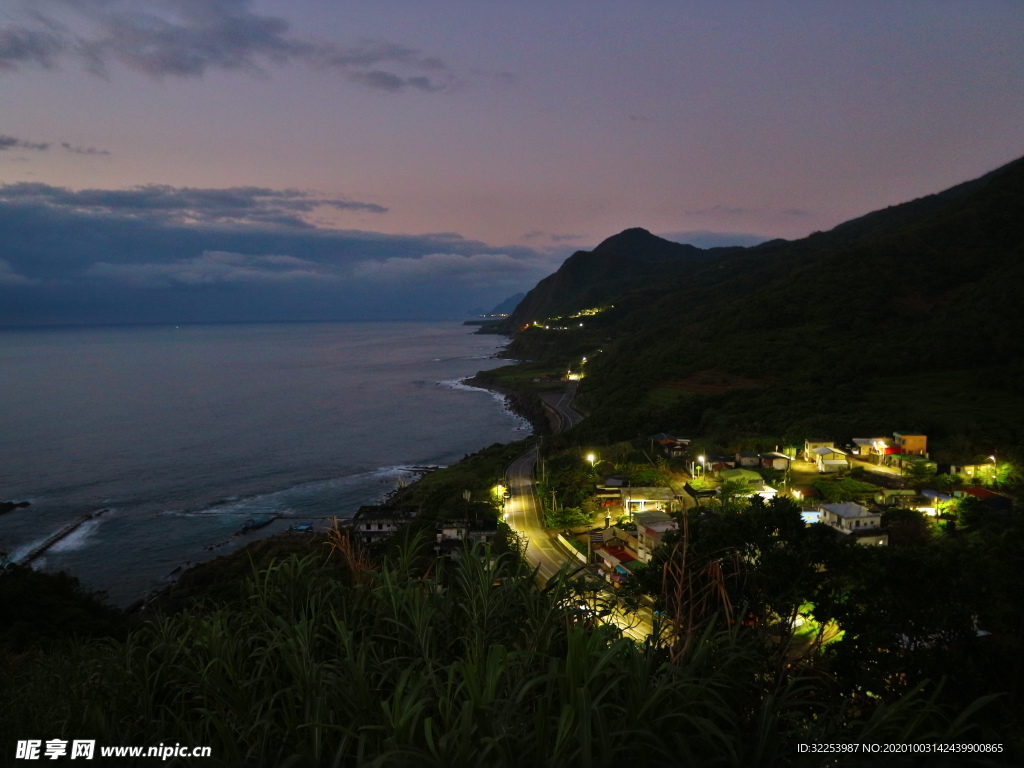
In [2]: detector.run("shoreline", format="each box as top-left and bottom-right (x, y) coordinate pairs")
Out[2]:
(132, 369), (535, 610)
(461, 373), (551, 436)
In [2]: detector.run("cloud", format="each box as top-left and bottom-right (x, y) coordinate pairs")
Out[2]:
(0, 21), (66, 71)
(0, 1), (456, 92)
(352, 251), (556, 289)
(0, 134), (49, 151)
(521, 230), (585, 244)
(0, 181), (386, 227)
(86, 250), (337, 287)
(0, 182), (556, 323)
(0, 258), (37, 285)
(61, 142), (111, 155)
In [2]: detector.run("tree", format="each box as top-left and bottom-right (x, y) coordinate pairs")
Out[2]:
(546, 505), (591, 532)
(881, 507), (931, 546)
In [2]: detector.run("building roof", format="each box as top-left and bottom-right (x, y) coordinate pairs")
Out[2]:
(634, 510), (676, 535)
(634, 510), (673, 525)
(852, 437), (889, 448)
(622, 487), (675, 502)
(819, 502), (877, 519)
(760, 451), (790, 460)
(594, 545), (637, 565)
(813, 445), (848, 456)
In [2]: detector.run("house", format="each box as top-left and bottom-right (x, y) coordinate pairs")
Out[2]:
(962, 486), (1012, 511)
(759, 452), (791, 471)
(719, 468), (777, 500)
(735, 451), (761, 468)
(436, 517), (498, 546)
(790, 484), (820, 502)
(663, 440), (689, 458)
(893, 432), (927, 456)
(851, 437), (893, 463)
(592, 542), (639, 583)
(434, 517), (499, 560)
(892, 454), (937, 475)
(621, 487), (677, 513)
(594, 485), (622, 507)
(812, 446), (849, 473)
(352, 506), (417, 544)
(633, 510), (677, 562)
(873, 488), (917, 506)
(708, 454), (736, 472)
(803, 438), (834, 461)
(818, 502), (887, 545)
(950, 462), (997, 482)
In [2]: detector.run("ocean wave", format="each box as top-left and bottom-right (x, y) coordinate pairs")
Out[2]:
(48, 518), (103, 553)
(439, 377), (531, 430)
(160, 465), (432, 520)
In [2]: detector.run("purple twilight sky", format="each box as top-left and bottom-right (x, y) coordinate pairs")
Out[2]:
(1, 0), (1022, 323)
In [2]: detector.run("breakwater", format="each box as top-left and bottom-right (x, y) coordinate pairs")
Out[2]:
(20, 509), (109, 565)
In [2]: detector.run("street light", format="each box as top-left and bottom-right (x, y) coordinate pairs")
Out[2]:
(587, 453), (596, 467)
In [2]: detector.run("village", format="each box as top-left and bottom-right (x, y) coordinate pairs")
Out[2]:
(551, 430), (1014, 586)
(338, 426), (1015, 597)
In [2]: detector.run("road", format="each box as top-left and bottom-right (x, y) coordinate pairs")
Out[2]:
(504, 445), (568, 585)
(503, 385), (650, 641)
(539, 383), (585, 432)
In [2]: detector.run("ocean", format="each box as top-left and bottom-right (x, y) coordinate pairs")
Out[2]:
(0, 321), (527, 606)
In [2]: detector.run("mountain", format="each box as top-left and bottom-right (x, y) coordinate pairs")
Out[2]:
(508, 229), (739, 327)
(490, 293), (525, 316)
(508, 153), (1024, 458)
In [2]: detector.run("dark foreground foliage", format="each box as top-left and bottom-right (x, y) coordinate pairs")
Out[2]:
(0, 539), (1010, 767)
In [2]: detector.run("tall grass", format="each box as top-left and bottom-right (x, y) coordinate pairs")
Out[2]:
(0, 540), (1000, 767)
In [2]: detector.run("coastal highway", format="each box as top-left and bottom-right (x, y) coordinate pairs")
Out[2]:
(539, 383), (584, 432)
(504, 387), (650, 641)
(504, 444), (568, 585)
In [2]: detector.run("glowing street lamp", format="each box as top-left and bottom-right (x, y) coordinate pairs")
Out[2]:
(586, 453), (596, 468)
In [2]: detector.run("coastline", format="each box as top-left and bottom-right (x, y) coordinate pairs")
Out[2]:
(460, 373), (551, 436)
(133, 370), (536, 611)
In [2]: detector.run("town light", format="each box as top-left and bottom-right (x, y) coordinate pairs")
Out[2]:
(586, 453), (596, 468)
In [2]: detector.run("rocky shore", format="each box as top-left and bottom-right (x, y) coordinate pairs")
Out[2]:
(461, 374), (551, 436)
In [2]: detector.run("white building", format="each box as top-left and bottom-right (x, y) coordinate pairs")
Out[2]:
(818, 502), (887, 545)
(633, 510), (677, 562)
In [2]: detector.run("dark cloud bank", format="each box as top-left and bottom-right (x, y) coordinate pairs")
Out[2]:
(0, 182), (560, 325)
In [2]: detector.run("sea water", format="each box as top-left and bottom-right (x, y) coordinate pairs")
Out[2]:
(0, 321), (526, 605)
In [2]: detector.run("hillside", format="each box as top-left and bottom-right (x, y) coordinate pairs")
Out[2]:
(508, 153), (1024, 459)
(508, 229), (739, 328)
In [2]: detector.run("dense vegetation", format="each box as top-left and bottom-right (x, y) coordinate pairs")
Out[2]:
(506, 154), (1024, 463)
(2, 536), (1014, 766)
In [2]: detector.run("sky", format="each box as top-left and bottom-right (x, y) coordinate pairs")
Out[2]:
(1, 0), (1022, 324)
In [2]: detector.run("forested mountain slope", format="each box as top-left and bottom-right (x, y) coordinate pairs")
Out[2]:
(508, 229), (739, 327)
(510, 153), (1024, 457)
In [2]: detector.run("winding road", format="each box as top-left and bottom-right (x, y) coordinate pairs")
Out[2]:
(503, 385), (650, 640)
